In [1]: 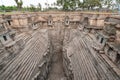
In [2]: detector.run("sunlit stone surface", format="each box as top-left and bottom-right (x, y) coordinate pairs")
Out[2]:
(0, 12), (120, 80)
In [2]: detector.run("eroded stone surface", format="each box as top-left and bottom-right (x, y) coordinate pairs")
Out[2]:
(0, 12), (120, 80)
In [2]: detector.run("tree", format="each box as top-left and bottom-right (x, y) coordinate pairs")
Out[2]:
(38, 3), (42, 11)
(30, 4), (36, 11)
(100, 0), (113, 9)
(14, 0), (23, 10)
(56, 0), (102, 11)
(45, 2), (51, 11)
(116, 0), (120, 3)
(56, 0), (80, 10)
(116, 0), (120, 13)
(53, 2), (56, 7)
(78, 0), (101, 10)
(0, 5), (5, 11)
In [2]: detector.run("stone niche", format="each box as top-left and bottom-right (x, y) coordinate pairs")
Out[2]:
(105, 43), (120, 67)
(103, 22), (116, 42)
(64, 16), (70, 26)
(0, 22), (13, 46)
(84, 17), (89, 24)
(106, 16), (120, 41)
(97, 33), (108, 46)
(0, 21), (9, 32)
(0, 32), (15, 47)
(48, 15), (53, 26)
(2, 15), (13, 26)
(31, 23), (39, 30)
(92, 32), (108, 53)
(81, 16), (90, 32)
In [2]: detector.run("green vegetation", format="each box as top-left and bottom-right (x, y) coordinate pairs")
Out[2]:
(0, 5), (17, 12)
(0, 0), (120, 12)
(0, 3), (42, 13)
(0, 0), (42, 12)
(14, 0), (23, 10)
(56, 0), (119, 11)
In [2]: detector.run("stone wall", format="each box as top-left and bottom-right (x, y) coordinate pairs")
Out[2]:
(62, 48), (74, 80)
(1, 12), (114, 30)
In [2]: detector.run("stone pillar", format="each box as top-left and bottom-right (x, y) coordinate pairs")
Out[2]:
(89, 19), (97, 26)
(89, 14), (98, 26)
(79, 13), (83, 22)
(104, 22), (117, 42)
(97, 15), (105, 27)
(116, 24), (120, 41)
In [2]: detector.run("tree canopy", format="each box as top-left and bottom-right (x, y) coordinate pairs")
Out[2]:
(56, 0), (119, 11)
(0, 0), (120, 12)
(14, 0), (23, 10)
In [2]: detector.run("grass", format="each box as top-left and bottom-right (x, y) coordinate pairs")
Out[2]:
(0, 12), (16, 14)
(0, 11), (29, 14)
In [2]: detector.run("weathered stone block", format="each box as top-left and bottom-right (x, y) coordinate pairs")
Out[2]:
(97, 20), (104, 27)
(12, 19), (19, 26)
(89, 19), (97, 26)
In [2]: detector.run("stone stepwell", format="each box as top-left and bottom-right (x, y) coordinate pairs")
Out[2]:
(0, 12), (120, 80)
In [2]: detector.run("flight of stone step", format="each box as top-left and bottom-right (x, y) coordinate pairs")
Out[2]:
(64, 30), (120, 80)
(0, 31), (48, 80)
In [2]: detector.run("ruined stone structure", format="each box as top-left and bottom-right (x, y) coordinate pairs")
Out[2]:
(0, 12), (120, 80)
